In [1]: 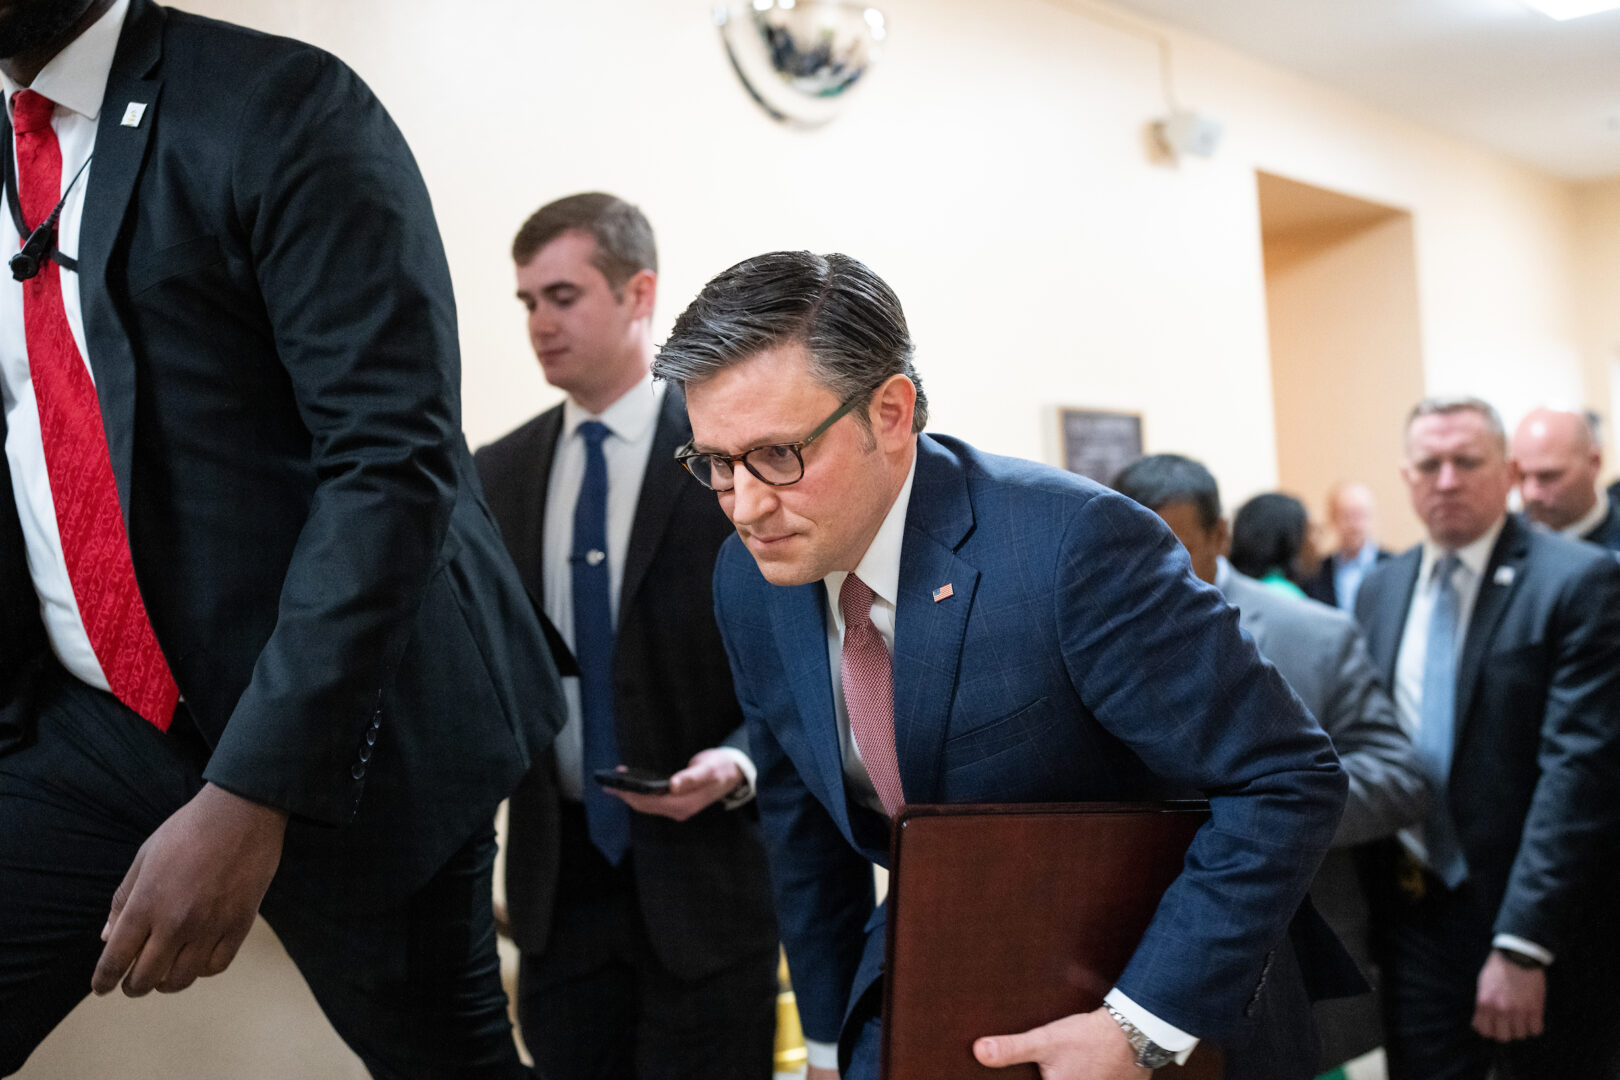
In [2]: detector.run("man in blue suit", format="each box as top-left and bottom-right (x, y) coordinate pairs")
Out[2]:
(651, 251), (1354, 1080)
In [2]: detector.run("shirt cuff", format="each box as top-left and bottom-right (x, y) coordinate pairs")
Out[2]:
(805, 1038), (839, 1070)
(1104, 988), (1198, 1065)
(712, 747), (757, 809)
(1493, 933), (1555, 966)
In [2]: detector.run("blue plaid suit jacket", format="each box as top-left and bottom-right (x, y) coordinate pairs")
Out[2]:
(715, 432), (1353, 1076)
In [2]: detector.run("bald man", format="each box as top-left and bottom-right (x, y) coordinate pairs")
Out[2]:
(1306, 482), (1392, 611)
(1511, 407), (1620, 553)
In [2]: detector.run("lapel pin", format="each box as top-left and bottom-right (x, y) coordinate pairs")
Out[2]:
(932, 583), (954, 603)
(1494, 565), (1515, 587)
(121, 102), (148, 128)
(586, 549), (606, 567)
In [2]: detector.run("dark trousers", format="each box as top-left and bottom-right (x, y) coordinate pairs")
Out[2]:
(1377, 862), (1620, 1080)
(516, 802), (777, 1080)
(0, 664), (528, 1080)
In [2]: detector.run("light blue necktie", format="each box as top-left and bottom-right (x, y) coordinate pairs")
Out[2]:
(572, 420), (629, 865)
(1417, 553), (1468, 887)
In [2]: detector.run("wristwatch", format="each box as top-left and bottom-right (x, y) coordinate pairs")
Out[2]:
(1104, 1003), (1178, 1069)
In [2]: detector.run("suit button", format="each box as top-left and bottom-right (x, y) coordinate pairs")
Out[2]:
(352, 762), (366, 780)
(365, 728), (377, 746)
(358, 744), (373, 763)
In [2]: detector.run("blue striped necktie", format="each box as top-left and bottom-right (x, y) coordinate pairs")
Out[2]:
(1418, 553), (1467, 887)
(572, 420), (629, 865)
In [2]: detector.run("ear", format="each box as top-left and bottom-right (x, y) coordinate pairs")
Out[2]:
(868, 374), (917, 452)
(623, 269), (657, 322)
(1215, 517), (1231, 559)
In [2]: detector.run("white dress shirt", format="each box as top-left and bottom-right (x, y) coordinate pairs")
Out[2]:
(806, 446), (1193, 1068)
(541, 373), (754, 803)
(1392, 516), (1552, 964)
(1561, 487), (1609, 542)
(1, 0), (130, 694)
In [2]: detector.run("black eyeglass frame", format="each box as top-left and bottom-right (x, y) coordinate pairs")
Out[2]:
(675, 395), (863, 492)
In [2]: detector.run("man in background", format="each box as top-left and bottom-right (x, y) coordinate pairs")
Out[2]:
(475, 193), (777, 1080)
(1114, 453), (1430, 1078)
(653, 250), (1357, 1080)
(1306, 481), (1391, 610)
(1, 0), (561, 1074)
(1355, 397), (1620, 1079)
(1510, 405), (1620, 552)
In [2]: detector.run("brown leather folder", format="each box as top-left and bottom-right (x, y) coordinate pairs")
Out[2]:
(882, 802), (1224, 1079)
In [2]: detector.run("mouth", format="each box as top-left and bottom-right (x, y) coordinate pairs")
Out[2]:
(742, 529), (795, 550)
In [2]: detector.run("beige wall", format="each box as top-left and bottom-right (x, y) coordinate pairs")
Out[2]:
(1263, 203), (1426, 550)
(1574, 177), (1620, 479)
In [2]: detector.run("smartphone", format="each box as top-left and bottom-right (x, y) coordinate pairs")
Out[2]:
(593, 766), (672, 795)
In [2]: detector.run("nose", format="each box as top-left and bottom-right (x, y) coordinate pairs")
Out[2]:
(530, 307), (558, 340)
(1436, 462), (1460, 490)
(727, 466), (779, 527)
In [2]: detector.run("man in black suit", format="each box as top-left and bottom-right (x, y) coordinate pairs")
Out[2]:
(1305, 481), (1392, 610)
(1511, 405), (1620, 553)
(0, 1), (561, 1075)
(475, 194), (777, 1080)
(1355, 396), (1620, 1079)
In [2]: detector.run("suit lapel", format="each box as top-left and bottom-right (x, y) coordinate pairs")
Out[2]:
(1455, 516), (1529, 730)
(1369, 548), (1421, 686)
(619, 390), (688, 615)
(769, 580), (851, 835)
(518, 407), (564, 608)
(78, 0), (162, 522)
(892, 436), (978, 804)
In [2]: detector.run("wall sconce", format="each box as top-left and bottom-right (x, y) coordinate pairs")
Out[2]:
(715, 0), (887, 128)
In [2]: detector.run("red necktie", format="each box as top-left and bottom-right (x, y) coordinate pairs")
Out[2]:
(838, 573), (904, 816)
(13, 89), (177, 730)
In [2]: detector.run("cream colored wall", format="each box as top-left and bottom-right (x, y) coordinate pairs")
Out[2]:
(1574, 178), (1620, 479)
(1264, 213), (1427, 550)
(157, 0), (1602, 517)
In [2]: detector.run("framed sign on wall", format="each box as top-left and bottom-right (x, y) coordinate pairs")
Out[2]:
(1059, 408), (1143, 486)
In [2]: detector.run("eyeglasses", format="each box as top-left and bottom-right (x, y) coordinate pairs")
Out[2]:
(675, 396), (861, 492)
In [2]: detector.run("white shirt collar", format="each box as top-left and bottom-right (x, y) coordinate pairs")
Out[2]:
(560, 369), (662, 444)
(1, 0), (130, 121)
(824, 447), (918, 621)
(1419, 514), (1506, 587)
(1561, 487), (1610, 540)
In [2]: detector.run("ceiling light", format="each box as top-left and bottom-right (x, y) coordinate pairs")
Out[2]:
(1522, 0), (1620, 20)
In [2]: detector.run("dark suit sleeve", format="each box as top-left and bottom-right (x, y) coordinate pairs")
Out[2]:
(1494, 554), (1620, 954)
(1319, 618), (1430, 847)
(1054, 493), (1348, 1039)
(199, 49), (462, 822)
(714, 543), (873, 1043)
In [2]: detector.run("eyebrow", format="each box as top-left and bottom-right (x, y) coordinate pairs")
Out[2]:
(689, 433), (800, 455)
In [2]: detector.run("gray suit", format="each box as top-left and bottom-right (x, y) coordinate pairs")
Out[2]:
(1221, 565), (1430, 1070)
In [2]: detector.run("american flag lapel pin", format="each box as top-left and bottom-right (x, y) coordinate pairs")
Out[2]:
(1494, 565), (1515, 587)
(121, 102), (148, 128)
(932, 583), (954, 603)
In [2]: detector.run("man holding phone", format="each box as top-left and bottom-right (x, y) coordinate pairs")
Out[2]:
(474, 194), (778, 1080)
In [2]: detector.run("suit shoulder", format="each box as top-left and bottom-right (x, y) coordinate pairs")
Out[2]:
(475, 409), (561, 469)
(1231, 573), (1357, 642)
(159, 7), (349, 81)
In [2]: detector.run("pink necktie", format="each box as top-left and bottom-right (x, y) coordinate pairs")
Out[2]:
(839, 573), (904, 816)
(13, 89), (177, 730)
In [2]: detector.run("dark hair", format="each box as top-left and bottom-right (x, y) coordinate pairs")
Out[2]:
(511, 192), (657, 294)
(1111, 453), (1222, 528)
(652, 251), (928, 434)
(1229, 493), (1309, 584)
(1406, 396), (1505, 452)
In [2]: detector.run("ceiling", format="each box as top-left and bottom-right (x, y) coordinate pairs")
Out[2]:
(1102, 0), (1620, 180)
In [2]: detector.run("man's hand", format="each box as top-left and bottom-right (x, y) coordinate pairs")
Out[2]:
(1473, 950), (1546, 1042)
(92, 782), (288, 997)
(606, 748), (743, 822)
(974, 1008), (1150, 1078)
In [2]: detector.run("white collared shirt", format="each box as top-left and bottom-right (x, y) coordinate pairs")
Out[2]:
(1, 0), (131, 693)
(807, 445), (1194, 1067)
(540, 374), (755, 803)
(1562, 487), (1609, 542)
